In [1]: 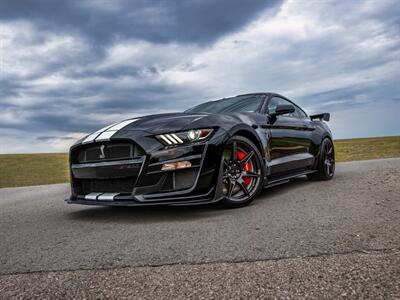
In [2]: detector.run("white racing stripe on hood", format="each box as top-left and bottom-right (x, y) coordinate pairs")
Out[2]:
(108, 119), (138, 131)
(82, 132), (102, 144)
(81, 123), (117, 144)
(95, 130), (117, 141)
(82, 119), (138, 143)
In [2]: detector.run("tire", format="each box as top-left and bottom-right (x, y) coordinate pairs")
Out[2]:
(307, 138), (335, 181)
(220, 135), (264, 208)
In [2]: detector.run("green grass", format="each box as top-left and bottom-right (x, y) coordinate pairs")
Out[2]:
(334, 136), (400, 162)
(0, 153), (69, 188)
(0, 136), (399, 188)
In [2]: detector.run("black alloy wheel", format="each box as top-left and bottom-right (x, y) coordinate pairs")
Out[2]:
(221, 136), (264, 208)
(308, 138), (335, 181)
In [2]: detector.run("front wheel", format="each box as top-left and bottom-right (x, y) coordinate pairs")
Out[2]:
(307, 138), (335, 181)
(220, 136), (264, 208)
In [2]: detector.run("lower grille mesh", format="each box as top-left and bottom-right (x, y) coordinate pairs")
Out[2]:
(81, 178), (136, 194)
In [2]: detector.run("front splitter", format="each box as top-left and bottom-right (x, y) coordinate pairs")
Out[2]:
(65, 196), (223, 207)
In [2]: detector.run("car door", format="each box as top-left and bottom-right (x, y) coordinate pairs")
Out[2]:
(266, 96), (314, 175)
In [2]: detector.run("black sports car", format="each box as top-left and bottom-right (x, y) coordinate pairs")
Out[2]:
(67, 92), (334, 208)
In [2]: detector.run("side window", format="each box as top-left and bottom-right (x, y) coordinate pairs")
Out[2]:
(267, 97), (297, 118)
(267, 97), (281, 115)
(295, 107), (308, 119)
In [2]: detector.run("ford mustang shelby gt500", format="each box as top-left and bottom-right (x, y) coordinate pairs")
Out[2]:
(67, 92), (334, 208)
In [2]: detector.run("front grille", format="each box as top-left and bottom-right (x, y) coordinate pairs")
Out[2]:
(81, 177), (136, 193)
(77, 142), (144, 163)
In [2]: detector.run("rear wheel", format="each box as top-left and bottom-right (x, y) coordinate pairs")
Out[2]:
(220, 136), (264, 208)
(307, 138), (335, 181)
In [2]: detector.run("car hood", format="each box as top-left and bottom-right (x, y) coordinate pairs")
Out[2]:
(73, 111), (258, 148)
(121, 112), (211, 134)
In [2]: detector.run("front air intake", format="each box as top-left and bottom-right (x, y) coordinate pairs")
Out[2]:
(81, 177), (137, 194)
(76, 142), (144, 163)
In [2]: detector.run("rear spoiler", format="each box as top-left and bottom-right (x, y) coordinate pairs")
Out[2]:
(310, 113), (330, 122)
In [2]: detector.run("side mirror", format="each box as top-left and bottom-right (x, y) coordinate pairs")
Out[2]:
(272, 104), (295, 116)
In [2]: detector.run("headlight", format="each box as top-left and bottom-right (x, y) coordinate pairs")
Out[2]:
(157, 128), (213, 145)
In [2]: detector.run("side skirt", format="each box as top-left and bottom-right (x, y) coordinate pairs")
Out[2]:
(263, 169), (317, 189)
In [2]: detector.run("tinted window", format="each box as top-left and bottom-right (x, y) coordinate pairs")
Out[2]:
(186, 95), (263, 113)
(268, 97), (307, 119)
(267, 97), (297, 118)
(295, 107), (308, 119)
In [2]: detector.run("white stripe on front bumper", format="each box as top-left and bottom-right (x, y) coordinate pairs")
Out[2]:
(84, 193), (102, 200)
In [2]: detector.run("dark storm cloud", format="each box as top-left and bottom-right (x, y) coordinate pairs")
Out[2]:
(0, 0), (282, 145)
(0, 109), (97, 133)
(1, 0), (399, 153)
(299, 77), (400, 113)
(0, 80), (197, 134)
(0, 0), (281, 45)
(0, 79), (22, 98)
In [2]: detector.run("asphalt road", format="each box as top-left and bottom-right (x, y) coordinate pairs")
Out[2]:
(0, 158), (399, 298)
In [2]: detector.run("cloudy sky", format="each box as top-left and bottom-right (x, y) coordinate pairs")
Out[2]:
(1, 0), (399, 153)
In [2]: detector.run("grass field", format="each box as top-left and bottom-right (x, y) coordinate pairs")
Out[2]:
(0, 136), (399, 188)
(334, 136), (400, 162)
(0, 153), (69, 189)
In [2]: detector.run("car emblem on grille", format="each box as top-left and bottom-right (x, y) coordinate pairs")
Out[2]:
(99, 145), (106, 159)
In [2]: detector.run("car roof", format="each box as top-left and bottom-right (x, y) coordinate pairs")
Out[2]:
(235, 92), (308, 116)
(235, 92), (271, 97)
(236, 92), (291, 99)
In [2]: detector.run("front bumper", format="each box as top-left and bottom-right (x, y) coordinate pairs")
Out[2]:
(67, 132), (227, 206)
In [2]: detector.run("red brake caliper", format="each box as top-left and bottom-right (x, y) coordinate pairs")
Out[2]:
(237, 150), (251, 186)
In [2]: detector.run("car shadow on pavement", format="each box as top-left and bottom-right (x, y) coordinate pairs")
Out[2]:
(67, 176), (313, 224)
(259, 176), (313, 198)
(67, 202), (226, 224)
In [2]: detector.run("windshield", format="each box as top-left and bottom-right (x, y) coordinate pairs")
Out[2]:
(185, 95), (263, 113)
